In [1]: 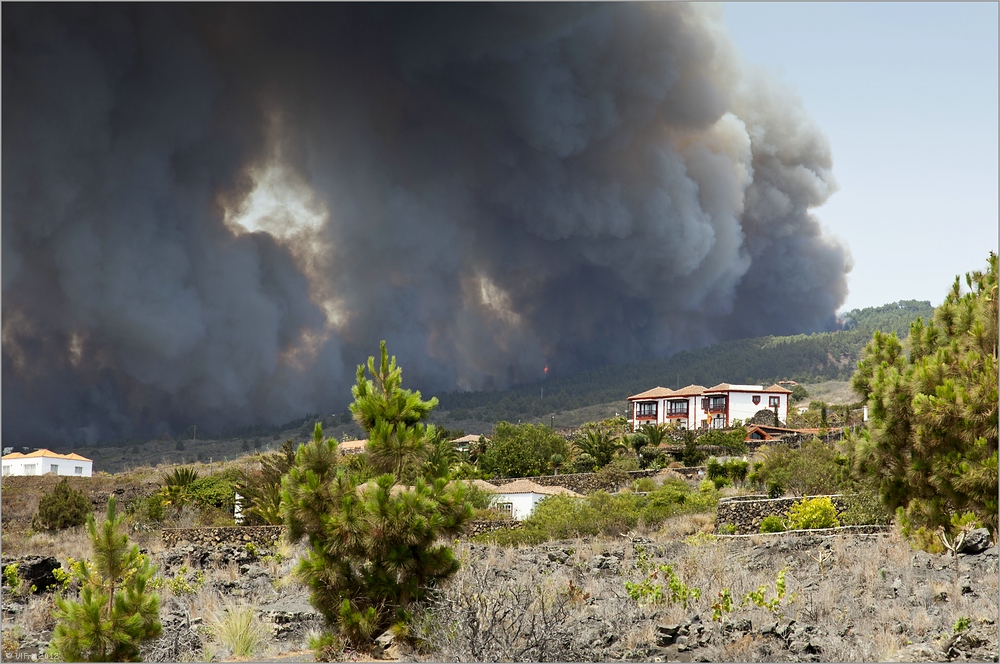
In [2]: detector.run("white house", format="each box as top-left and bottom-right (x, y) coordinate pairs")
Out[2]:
(700, 383), (792, 429)
(1, 449), (93, 477)
(628, 384), (707, 431)
(491, 479), (582, 521)
(628, 382), (791, 431)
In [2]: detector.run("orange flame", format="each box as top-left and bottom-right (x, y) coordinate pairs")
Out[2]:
(543, 365), (549, 374)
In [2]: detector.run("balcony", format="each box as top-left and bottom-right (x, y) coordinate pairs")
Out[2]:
(702, 398), (727, 413)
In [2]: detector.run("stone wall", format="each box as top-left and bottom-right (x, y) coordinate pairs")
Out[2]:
(715, 495), (853, 535)
(162, 519), (523, 548)
(481, 469), (661, 494)
(464, 519), (523, 538)
(162, 526), (286, 549)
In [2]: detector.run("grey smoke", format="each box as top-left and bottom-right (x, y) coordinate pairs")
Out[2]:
(2, 4), (852, 443)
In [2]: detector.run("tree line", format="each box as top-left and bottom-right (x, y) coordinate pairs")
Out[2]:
(437, 300), (934, 422)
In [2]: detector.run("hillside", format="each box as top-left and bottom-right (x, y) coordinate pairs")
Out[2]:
(435, 300), (933, 424)
(38, 299), (932, 469)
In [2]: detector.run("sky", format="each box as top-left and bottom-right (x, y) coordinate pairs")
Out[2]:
(722, 2), (999, 312)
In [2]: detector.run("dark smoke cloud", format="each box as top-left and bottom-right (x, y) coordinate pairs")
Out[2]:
(3, 4), (852, 443)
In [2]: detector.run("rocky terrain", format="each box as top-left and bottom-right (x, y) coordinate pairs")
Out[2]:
(3, 525), (997, 662)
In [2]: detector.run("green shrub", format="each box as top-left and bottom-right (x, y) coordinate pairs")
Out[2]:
(681, 431), (705, 467)
(712, 476), (731, 490)
(35, 478), (92, 531)
(3, 564), (20, 590)
(185, 473), (239, 510)
(786, 496), (840, 530)
(751, 440), (854, 496)
(740, 569), (787, 613)
(718, 523), (737, 535)
(633, 477), (656, 492)
(699, 428), (748, 455)
(478, 478), (719, 546)
(706, 458), (725, 481)
(838, 490), (892, 526)
(124, 495), (165, 525)
(725, 460), (749, 486)
(767, 481), (784, 499)
(625, 564), (701, 609)
(759, 515), (785, 533)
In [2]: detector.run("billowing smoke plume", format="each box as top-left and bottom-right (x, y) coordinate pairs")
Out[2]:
(2, 4), (851, 443)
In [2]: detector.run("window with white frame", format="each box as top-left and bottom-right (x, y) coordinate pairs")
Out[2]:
(75, 466), (83, 475)
(50, 464), (59, 474)
(496, 502), (513, 517)
(25, 464), (36, 476)
(711, 415), (725, 429)
(2, 466), (9, 476)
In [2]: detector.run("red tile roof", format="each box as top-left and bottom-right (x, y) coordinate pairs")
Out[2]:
(1, 449), (92, 462)
(628, 386), (675, 400)
(494, 479), (582, 497)
(670, 384), (707, 396)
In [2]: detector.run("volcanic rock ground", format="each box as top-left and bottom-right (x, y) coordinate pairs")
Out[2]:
(2, 529), (997, 662)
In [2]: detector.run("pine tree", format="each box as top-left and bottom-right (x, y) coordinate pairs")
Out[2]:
(49, 497), (162, 662)
(282, 343), (473, 648)
(350, 340), (438, 482)
(852, 254), (998, 537)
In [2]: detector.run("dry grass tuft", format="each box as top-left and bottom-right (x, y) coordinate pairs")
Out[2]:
(657, 513), (714, 539)
(208, 600), (268, 660)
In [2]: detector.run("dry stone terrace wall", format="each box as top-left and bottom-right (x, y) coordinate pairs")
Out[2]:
(162, 525), (286, 548)
(480, 468), (708, 494)
(465, 519), (522, 537)
(161, 521), (521, 547)
(715, 494), (854, 535)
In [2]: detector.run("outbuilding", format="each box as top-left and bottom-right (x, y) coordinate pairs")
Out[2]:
(491, 479), (582, 521)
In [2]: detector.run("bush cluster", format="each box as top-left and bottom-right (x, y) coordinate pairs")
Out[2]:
(34, 479), (92, 531)
(747, 439), (855, 496)
(706, 457), (749, 490)
(785, 496), (840, 530)
(478, 479), (719, 546)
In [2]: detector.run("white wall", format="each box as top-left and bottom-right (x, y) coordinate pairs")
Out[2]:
(493, 492), (545, 521)
(725, 391), (787, 426)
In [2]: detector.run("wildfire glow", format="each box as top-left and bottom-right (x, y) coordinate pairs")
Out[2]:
(543, 365), (549, 374)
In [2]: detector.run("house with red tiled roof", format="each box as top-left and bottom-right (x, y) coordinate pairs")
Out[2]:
(627, 384), (705, 431)
(628, 382), (792, 431)
(1, 449), (93, 477)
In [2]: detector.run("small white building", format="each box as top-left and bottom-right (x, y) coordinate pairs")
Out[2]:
(1, 449), (93, 477)
(491, 479), (582, 521)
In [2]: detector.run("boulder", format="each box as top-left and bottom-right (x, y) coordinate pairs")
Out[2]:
(888, 643), (947, 662)
(4, 556), (60, 593)
(957, 528), (992, 554)
(371, 629), (399, 659)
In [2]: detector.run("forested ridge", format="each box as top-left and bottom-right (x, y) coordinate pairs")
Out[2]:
(436, 300), (934, 423)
